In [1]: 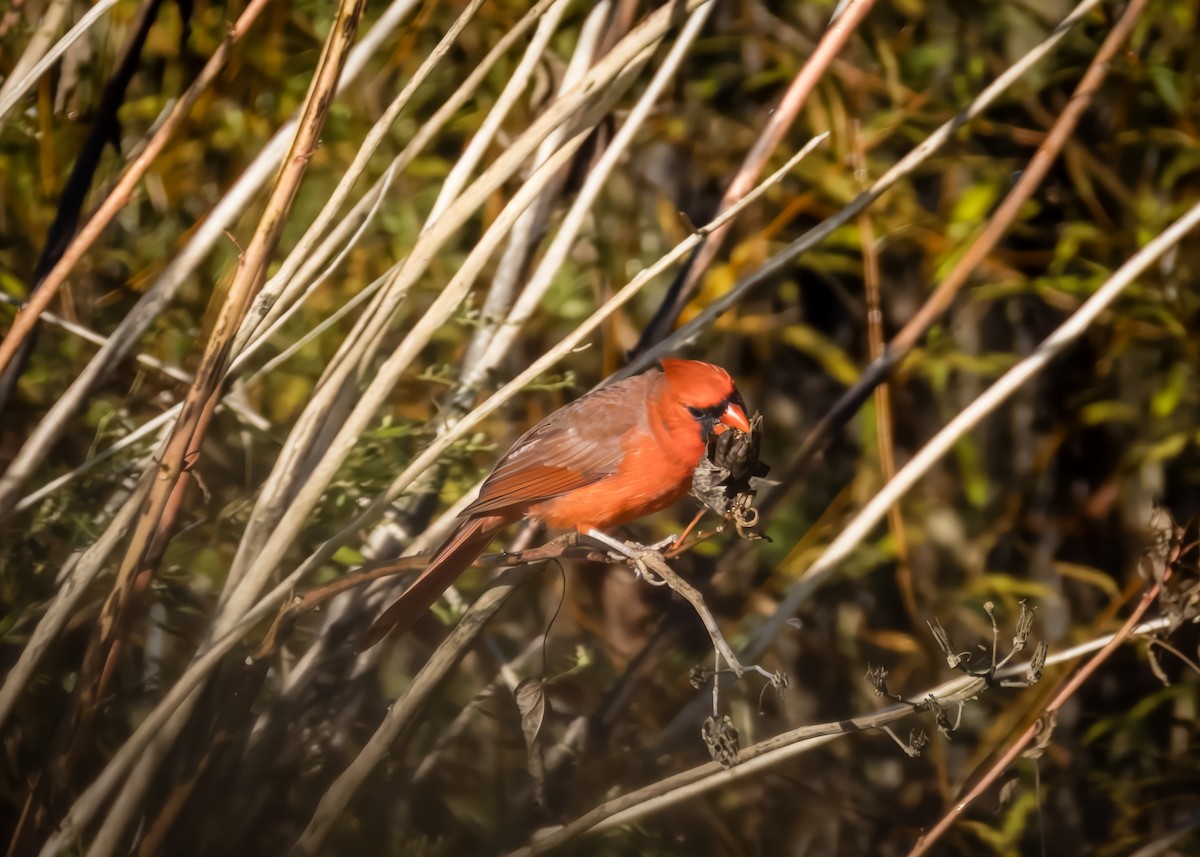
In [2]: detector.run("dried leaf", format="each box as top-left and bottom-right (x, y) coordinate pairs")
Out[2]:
(702, 714), (740, 768)
(1023, 711), (1058, 760)
(514, 677), (548, 806)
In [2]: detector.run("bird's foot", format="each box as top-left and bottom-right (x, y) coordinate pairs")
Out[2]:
(633, 552), (670, 586)
(629, 536), (677, 585)
(583, 528), (676, 586)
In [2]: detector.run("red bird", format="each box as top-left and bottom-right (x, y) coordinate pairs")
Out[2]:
(359, 359), (750, 649)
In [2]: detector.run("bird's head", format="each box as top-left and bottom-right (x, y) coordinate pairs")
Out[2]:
(660, 358), (751, 437)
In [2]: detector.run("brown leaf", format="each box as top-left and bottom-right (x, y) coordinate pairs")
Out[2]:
(514, 677), (548, 806)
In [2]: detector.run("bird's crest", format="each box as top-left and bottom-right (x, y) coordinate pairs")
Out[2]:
(660, 358), (736, 407)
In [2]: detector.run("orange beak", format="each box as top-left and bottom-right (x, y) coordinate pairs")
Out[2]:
(718, 401), (751, 434)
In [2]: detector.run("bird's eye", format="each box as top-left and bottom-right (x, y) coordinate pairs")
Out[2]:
(687, 406), (706, 421)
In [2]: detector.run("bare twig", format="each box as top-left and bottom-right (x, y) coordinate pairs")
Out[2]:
(52, 4), (369, 854)
(453, 0), (602, 370)
(506, 617), (1173, 855)
(636, 0), (876, 350)
(0, 0), (272, 378)
(0, 0), (422, 514)
(619, 0), (1108, 382)
(852, 121), (914, 620)
(0, 0), (116, 127)
(0, 292), (267, 431)
(287, 566), (542, 856)
(906, 512), (1178, 856)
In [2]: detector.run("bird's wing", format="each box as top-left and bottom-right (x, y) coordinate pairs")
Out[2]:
(461, 372), (658, 517)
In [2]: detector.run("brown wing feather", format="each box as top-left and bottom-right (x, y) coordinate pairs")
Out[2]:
(462, 371), (660, 517)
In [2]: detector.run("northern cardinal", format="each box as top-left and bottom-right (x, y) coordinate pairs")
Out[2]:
(358, 358), (750, 649)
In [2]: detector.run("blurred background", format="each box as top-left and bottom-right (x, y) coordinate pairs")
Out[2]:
(1, 0), (1199, 854)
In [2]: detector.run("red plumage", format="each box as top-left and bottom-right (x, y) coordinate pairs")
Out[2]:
(358, 359), (749, 649)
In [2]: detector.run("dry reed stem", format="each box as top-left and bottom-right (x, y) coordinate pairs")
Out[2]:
(851, 121), (914, 619)
(508, 617), (1172, 855)
(0, 0), (272, 377)
(640, 0), (877, 347)
(741, 191), (1200, 665)
(0, 0), (421, 514)
(0, 0), (114, 127)
(621, 0), (1108, 382)
(39, 3), (370, 854)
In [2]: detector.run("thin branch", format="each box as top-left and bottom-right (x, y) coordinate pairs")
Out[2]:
(423, 0), (573, 225)
(0, 292), (266, 432)
(0, 0), (422, 515)
(0, 0), (117, 127)
(636, 0), (876, 351)
(508, 617), (1173, 856)
(0, 0), (272, 377)
(618, 0), (1108, 382)
(852, 121), (914, 620)
(739, 190), (1200, 666)
(906, 510), (1178, 856)
(65, 4), (369, 854)
(9, 152), (395, 519)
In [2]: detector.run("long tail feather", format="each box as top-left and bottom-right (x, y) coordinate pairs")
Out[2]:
(356, 514), (508, 650)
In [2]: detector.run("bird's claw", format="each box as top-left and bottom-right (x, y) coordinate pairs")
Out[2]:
(634, 554), (670, 586)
